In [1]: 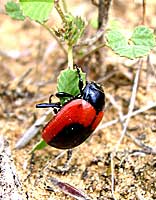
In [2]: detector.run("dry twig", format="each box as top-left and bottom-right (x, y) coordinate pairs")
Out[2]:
(110, 60), (143, 199)
(126, 133), (156, 155)
(77, 0), (111, 47)
(15, 109), (53, 149)
(98, 0), (112, 29)
(106, 93), (124, 125)
(91, 0), (98, 7)
(142, 0), (146, 25)
(76, 28), (105, 47)
(96, 101), (156, 131)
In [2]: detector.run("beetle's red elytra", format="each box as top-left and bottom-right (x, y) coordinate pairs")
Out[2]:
(36, 65), (105, 149)
(42, 99), (104, 149)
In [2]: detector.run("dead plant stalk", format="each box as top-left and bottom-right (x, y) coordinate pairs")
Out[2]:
(110, 59), (143, 200)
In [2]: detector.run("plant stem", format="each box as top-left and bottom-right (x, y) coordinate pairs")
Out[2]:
(55, 0), (66, 24)
(91, 0), (99, 6)
(98, 0), (112, 29)
(68, 45), (73, 69)
(41, 23), (67, 56)
(79, 42), (106, 62)
(62, 0), (67, 13)
(110, 59), (143, 199)
(142, 0), (146, 24)
(55, 1), (74, 70)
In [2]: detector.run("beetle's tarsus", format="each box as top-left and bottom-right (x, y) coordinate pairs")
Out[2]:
(51, 149), (73, 174)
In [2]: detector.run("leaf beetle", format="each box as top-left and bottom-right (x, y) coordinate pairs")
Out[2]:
(36, 65), (105, 149)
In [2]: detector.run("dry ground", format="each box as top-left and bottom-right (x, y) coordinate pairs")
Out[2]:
(0, 1), (156, 199)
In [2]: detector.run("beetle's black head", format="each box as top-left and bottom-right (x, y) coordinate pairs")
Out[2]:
(82, 82), (105, 113)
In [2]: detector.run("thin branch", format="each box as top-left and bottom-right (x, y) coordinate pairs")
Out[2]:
(105, 97), (156, 199)
(41, 23), (67, 56)
(96, 101), (156, 132)
(107, 93), (124, 124)
(96, 70), (117, 83)
(78, 42), (106, 62)
(17, 68), (32, 86)
(104, 89), (156, 157)
(55, 0), (66, 24)
(126, 133), (156, 155)
(98, 0), (112, 29)
(91, 0), (98, 7)
(114, 59), (143, 152)
(77, 0), (111, 47)
(61, 0), (68, 12)
(104, 90), (156, 199)
(15, 109), (53, 149)
(142, 0), (146, 25)
(76, 28), (105, 47)
(110, 60), (143, 199)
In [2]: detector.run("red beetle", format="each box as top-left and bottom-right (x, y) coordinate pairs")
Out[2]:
(36, 66), (105, 149)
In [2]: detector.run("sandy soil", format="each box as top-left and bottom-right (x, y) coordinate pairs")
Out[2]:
(0, 1), (156, 199)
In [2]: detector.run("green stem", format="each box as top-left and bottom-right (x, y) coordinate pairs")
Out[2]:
(62, 0), (67, 13)
(68, 45), (73, 69)
(55, 1), (66, 24)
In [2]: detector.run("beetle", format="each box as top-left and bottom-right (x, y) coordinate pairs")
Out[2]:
(36, 65), (105, 149)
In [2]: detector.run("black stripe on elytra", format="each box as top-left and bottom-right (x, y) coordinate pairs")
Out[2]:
(48, 123), (93, 149)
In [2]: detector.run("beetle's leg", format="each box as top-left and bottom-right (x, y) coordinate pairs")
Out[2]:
(55, 92), (74, 98)
(51, 149), (73, 174)
(74, 64), (84, 96)
(36, 94), (61, 114)
(49, 94), (54, 104)
(36, 102), (61, 108)
(36, 102), (61, 114)
(36, 94), (61, 108)
(55, 92), (74, 103)
(63, 149), (73, 170)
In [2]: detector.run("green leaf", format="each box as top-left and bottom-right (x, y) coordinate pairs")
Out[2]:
(57, 69), (86, 105)
(106, 25), (155, 59)
(114, 45), (151, 59)
(131, 26), (155, 48)
(5, 1), (25, 20)
(31, 139), (47, 153)
(106, 30), (127, 50)
(19, 0), (54, 23)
